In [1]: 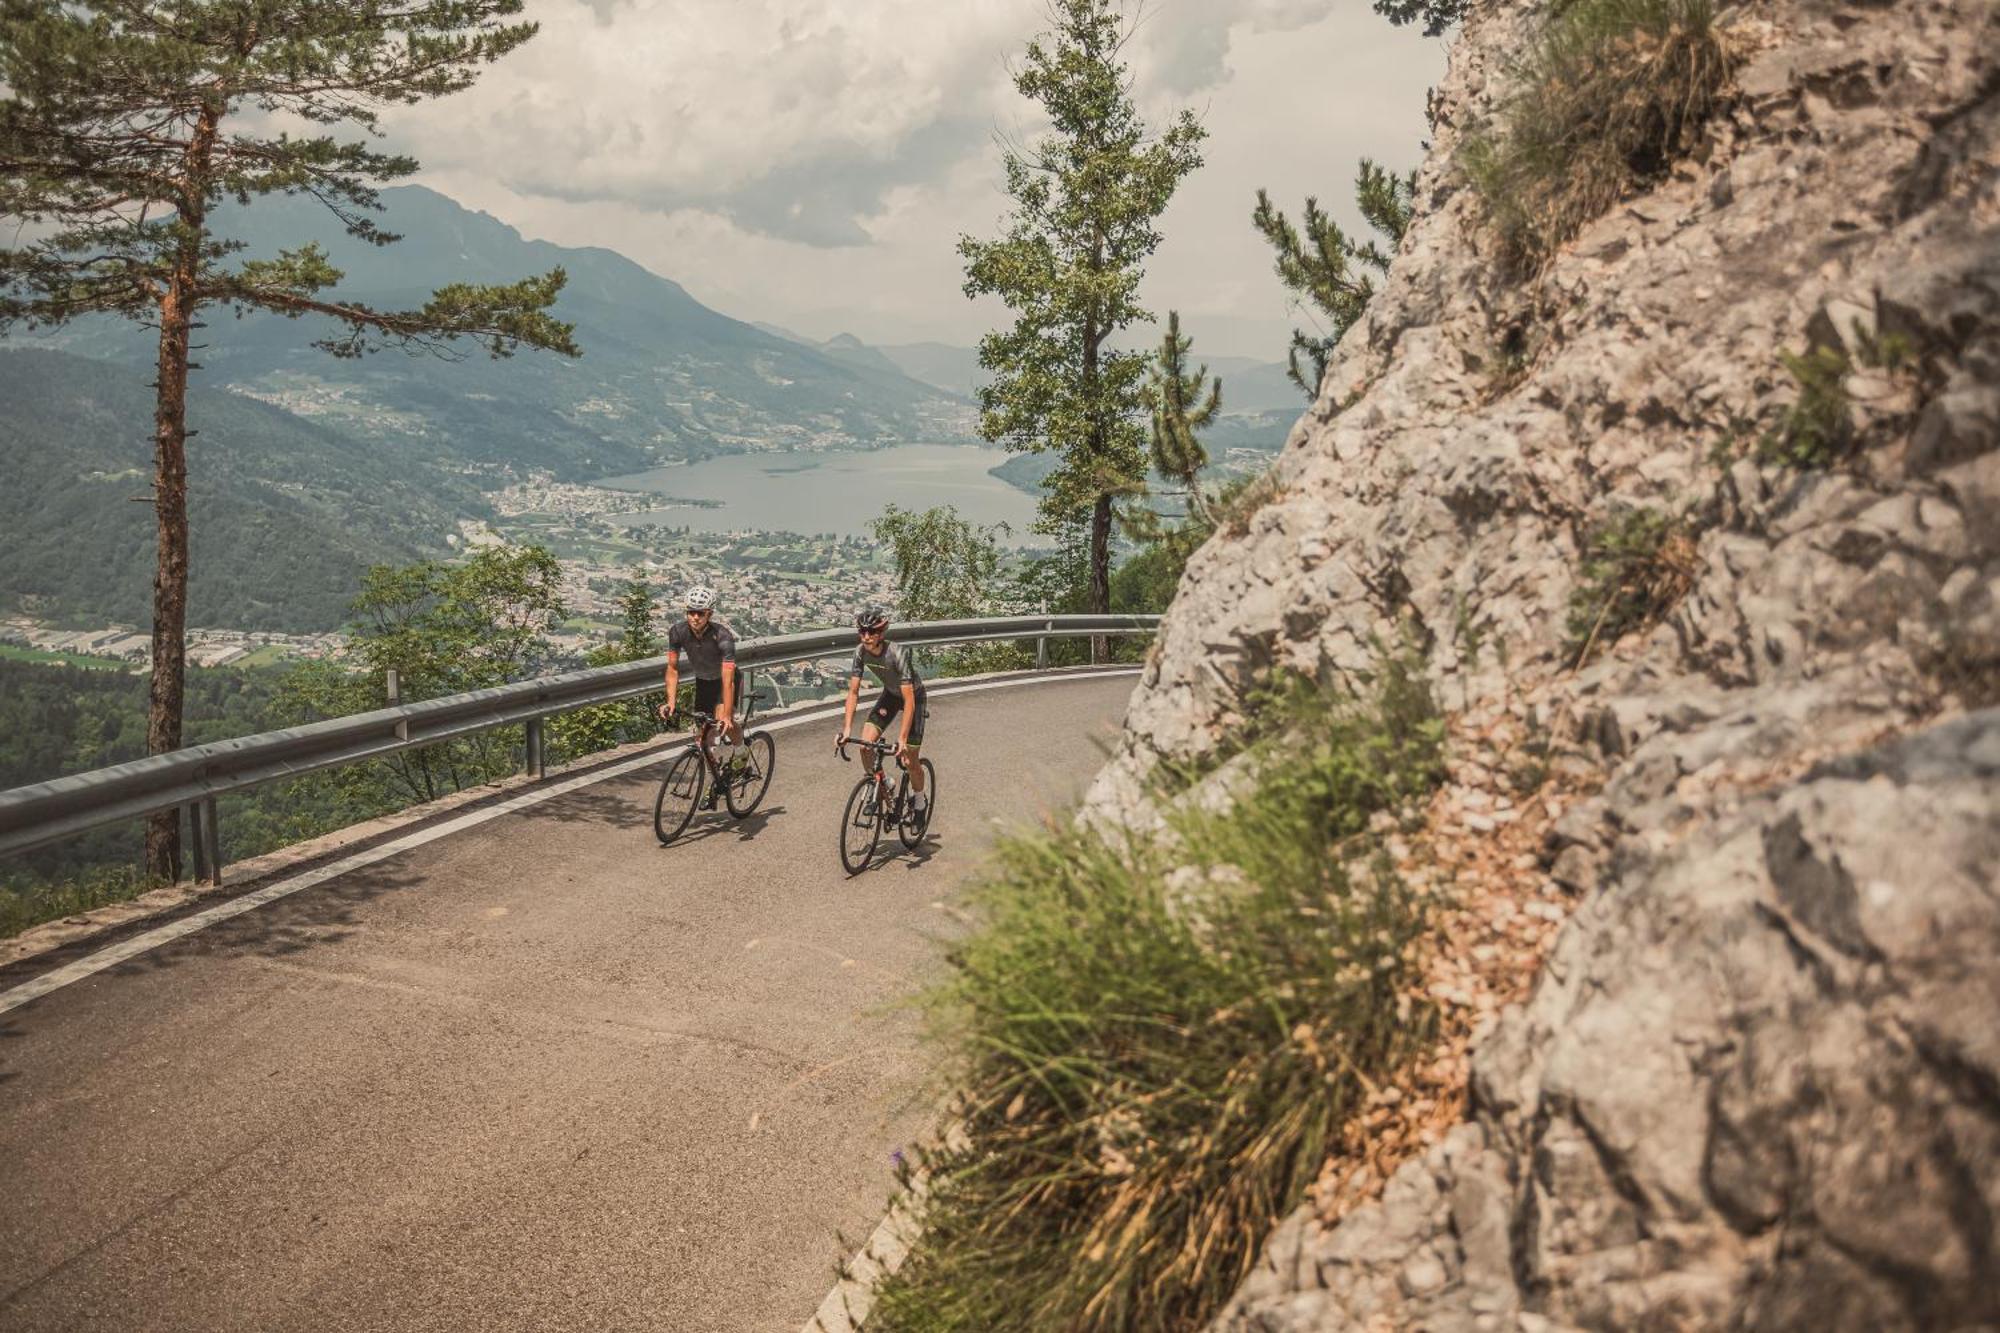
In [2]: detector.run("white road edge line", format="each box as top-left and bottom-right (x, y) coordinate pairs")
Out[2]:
(0, 668), (1141, 1019)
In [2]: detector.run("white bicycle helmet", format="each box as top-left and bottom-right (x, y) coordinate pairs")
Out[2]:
(684, 584), (717, 611)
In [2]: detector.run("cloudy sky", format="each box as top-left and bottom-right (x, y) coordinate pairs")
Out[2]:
(397, 0), (1448, 362)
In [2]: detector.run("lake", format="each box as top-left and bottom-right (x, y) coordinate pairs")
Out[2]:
(596, 443), (1044, 541)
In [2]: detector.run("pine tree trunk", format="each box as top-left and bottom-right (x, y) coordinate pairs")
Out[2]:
(144, 276), (193, 881)
(1089, 492), (1111, 664)
(143, 102), (220, 882)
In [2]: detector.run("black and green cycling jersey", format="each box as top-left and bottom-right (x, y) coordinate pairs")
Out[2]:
(850, 641), (922, 693)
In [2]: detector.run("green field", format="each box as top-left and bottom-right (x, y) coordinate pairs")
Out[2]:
(235, 645), (295, 668)
(0, 643), (133, 672)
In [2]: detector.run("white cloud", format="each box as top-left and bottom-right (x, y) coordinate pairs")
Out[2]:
(396, 0), (1445, 358)
(399, 0), (1030, 244)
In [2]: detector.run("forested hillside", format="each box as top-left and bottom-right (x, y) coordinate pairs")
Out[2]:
(0, 348), (482, 630)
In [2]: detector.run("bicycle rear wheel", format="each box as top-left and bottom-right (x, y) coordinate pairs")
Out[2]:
(839, 775), (882, 875)
(724, 730), (776, 817)
(653, 750), (704, 844)
(898, 758), (936, 850)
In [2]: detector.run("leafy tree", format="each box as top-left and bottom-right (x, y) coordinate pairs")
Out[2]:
(961, 0), (1205, 661)
(871, 505), (1010, 623)
(1372, 0), (1471, 36)
(549, 574), (663, 762)
(1143, 311), (1223, 527)
(0, 0), (579, 878)
(278, 546), (567, 808)
(1252, 159), (1416, 397)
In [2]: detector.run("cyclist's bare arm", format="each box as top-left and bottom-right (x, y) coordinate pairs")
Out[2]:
(837, 676), (861, 749)
(660, 655), (680, 722)
(897, 681), (917, 757)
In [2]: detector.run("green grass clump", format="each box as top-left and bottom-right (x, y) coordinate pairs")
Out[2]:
(1, 864), (168, 938)
(1461, 0), (1737, 271)
(1565, 507), (1699, 666)
(870, 653), (1446, 1333)
(1760, 344), (1854, 467)
(1759, 327), (1919, 468)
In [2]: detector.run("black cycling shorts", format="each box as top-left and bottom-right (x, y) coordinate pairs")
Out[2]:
(691, 676), (725, 717)
(866, 687), (927, 745)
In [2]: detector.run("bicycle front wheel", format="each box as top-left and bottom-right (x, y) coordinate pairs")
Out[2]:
(898, 758), (936, 850)
(839, 776), (882, 875)
(653, 749), (704, 844)
(724, 730), (776, 818)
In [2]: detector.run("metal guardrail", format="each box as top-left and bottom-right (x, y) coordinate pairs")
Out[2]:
(0, 614), (1158, 879)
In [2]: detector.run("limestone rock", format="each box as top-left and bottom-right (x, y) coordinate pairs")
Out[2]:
(1068, 0), (2000, 1326)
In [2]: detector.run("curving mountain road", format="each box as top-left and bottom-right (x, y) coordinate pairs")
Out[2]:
(0, 669), (1139, 1332)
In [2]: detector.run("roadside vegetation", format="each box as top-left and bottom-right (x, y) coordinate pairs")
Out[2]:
(1757, 327), (1918, 469)
(1564, 506), (1700, 666)
(1461, 0), (1740, 272)
(0, 544), (675, 940)
(871, 646), (1447, 1332)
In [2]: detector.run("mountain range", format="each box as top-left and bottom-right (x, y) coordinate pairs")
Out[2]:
(0, 347), (484, 631)
(1, 184), (1300, 632)
(12, 186), (976, 482)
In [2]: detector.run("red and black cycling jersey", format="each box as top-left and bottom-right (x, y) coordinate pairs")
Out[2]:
(667, 618), (737, 681)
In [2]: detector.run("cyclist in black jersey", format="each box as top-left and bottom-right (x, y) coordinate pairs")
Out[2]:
(836, 605), (929, 814)
(658, 585), (745, 773)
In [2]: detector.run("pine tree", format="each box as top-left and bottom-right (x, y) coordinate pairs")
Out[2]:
(614, 579), (660, 661)
(1145, 311), (1222, 527)
(960, 0), (1204, 660)
(1252, 158), (1416, 398)
(1371, 0), (1471, 36)
(0, 0), (579, 877)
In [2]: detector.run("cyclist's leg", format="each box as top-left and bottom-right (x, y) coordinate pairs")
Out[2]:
(905, 692), (928, 802)
(863, 690), (901, 777)
(693, 678), (724, 801)
(694, 677), (724, 752)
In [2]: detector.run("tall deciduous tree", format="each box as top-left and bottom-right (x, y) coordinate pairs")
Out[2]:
(1144, 310), (1222, 527)
(871, 504), (1009, 623)
(1253, 158), (1416, 397)
(278, 545), (567, 809)
(0, 0), (579, 878)
(960, 0), (1204, 660)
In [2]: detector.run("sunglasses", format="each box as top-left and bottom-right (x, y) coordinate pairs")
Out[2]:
(685, 608), (710, 618)
(859, 627), (885, 639)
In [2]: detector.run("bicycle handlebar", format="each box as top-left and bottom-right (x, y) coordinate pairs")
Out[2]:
(835, 735), (898, 762)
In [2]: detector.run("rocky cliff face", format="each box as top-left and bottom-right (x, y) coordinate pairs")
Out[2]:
(1085, 0), (1999, 1327)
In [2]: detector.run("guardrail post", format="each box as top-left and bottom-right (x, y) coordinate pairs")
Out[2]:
(387, 668), (408, 742)
(200, 796), (221, 886)
(187, 802), (208, 884)
(525, 717), (545, 781)
(1035, 637), (1048, 670)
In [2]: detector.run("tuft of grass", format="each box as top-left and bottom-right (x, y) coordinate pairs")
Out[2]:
(1760, 326), (1919, 468)
(1214, 467), (1286, 538)
(870, 651), (1446, 1333)
(1565, 507), (1700, 666)
(1, 864), (169, 939)
(1461, 0), (1738, 272)
(1760, 344), (1854, 467)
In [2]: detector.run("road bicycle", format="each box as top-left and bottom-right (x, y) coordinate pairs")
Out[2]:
(834, 736), (936, 875)
(653, 699), (776, 844)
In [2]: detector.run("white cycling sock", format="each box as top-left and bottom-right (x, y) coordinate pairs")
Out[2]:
(912, 789), (929, 811)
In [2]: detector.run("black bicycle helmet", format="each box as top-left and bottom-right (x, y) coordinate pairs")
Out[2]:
(856, 605), (891, 632)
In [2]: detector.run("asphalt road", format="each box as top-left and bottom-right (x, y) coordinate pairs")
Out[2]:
(0, 670), (1138, 1332)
